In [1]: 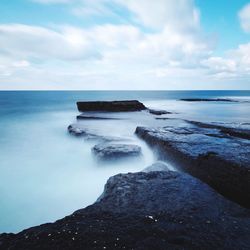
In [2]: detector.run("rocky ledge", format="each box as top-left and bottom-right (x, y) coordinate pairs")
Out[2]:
(92, 143), (142, 161)
(1, 169), (249, 250)
(135, 122), (250, 208)
(77, 100), (146, 112)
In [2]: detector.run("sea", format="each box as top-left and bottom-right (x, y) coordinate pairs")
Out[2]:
(0, 90), (250, 233)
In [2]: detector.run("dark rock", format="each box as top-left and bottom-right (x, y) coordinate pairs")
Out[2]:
(155, 117), (171, 120)
(92, 143), (142, 161)
(68, 124), (86, 136)
(1, 171), (250, 250)
(77, 100), (146, 112)
(135, 125), (250, 208)
(180, 98), (238, 102)
(148, 109), (172, 115)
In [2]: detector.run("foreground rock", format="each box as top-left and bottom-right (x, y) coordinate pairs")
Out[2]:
(1, 170), (250, 250)
(135, 123), (250, 208)
(77, 100), (146, 112)
(92, 143), (142, 161)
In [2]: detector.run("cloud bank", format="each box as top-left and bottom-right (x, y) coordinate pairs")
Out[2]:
(0, 0), (249, 89)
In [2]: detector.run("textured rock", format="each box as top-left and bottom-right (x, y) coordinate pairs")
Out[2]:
(77, 100), (146, 112)
(186, 120), (250, 140)
(92, 143), (142, 161)
(135, 124), (250, 208)
(1, 171), (250, 250)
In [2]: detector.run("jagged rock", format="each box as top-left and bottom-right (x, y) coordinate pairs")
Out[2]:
(1, 171), (250, 250)
(92, 143), (142, 161)
(77, 100), (146, 112)
(135, 124), (250, 208)
(143, 161), (170, 172)
(68, 124), (86, 136)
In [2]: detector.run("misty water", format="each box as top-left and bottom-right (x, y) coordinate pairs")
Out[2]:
(0, 91), (250, 233)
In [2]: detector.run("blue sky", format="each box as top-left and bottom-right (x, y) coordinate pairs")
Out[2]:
(0, 0), (249, 89)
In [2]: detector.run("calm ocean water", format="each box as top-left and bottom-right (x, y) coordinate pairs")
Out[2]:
(0, 90), (250, 233)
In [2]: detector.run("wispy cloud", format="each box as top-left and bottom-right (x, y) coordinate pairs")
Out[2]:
(239, 3), (250, 33)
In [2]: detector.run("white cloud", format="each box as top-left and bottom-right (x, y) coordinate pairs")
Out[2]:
(118, 0), (200, 31)
(201, 43), (250, 81)
(0, 24), (100, 61)
(239, 3), (250, 33)
(0, 0), (249, 89)
(32, 0), (200, 32)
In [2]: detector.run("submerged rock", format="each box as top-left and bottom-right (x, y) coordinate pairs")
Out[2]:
(76, 114), (121, 120)
(143, 161), (170, 172)
(77, 100), (146, 112)
(68, 124), (124, 142)
(92, 143), (142, 161)
(135, 123), (250, 208)
(148, 109), (172, 115)
(68, 124), (86, 136)
(1, 170), (250, 250)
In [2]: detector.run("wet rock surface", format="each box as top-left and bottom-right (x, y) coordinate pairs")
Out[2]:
(1, 170), (250, 250)
(186, 120), (250, 140)
(135, 122), (250, 208)
(77, 100), (146, 112)
(92, 143), (142, 161)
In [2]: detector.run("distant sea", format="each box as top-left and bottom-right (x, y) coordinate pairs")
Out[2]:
(0, 90), (250, 233)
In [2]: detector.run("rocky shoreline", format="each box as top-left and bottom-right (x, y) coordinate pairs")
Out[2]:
(1, 100), (250, 250)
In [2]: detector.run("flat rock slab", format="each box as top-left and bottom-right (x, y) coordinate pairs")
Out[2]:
(92, 143), (142, 161)
(77, 100), (146, 112)
(135, 123), (250, 208)
(186, 120), (250, 140)
(1, 171), (250, 250)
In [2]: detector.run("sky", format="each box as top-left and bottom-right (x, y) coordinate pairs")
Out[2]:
(0, 0), (250, 90)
